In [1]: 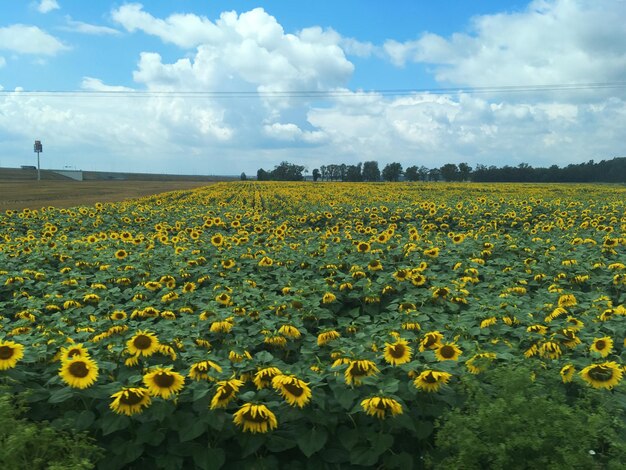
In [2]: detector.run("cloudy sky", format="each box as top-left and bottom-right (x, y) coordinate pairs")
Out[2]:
(1, 0), (625, 175)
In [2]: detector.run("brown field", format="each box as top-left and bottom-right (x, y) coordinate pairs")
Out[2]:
(0, 180), (215, 211)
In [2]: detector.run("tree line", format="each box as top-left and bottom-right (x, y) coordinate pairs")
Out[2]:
(255, 157), (626, 183)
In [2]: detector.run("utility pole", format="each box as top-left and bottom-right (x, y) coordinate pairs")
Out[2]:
(34, 140), (43, 181)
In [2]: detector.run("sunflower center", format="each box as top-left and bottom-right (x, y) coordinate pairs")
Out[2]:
(133, 335), (153, 350)
(282, 382), (304, 397)
(588, 366), (613, 382)
(350, 363), (368, 377)
(67, 348), (82, 357)
(218, 384), (234, 399)
(153, 372), (175, 388)
(389, 344), (406, 358)
(595, 340), (606, 350)
(439, 345), (455, 358)
(242, 409), (269, 423)
(0, 346), (14, 359)
(375, 400), (388, 410)
(423, 336), (437, 348)
(69, 361), (90, 378)
(423, 372), (437, 383)
(120, 390), (145, 406)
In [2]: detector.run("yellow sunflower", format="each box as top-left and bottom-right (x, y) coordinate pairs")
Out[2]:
(126, 331), (160, 357)
(143, 367), (185, 398)
(59, 343), (90, 362)
(59, 356), (99, 389)
(271, 375), (312, 408)
(435, 343), (462, 361)
(383, 338), (413, 366)
(0, 340), (24, 370)
(560, 364), (575, 383)
(233, 403), (278, 433)
(344, 359), (379, 386)
(210, 378), (244, 409)
(253, 367), (283, 390)
(188, 360), (223, 381)
(114, 249), (128, 260)
(413, 370), (452, 393)
(590, 337), (613, 358)
(580, 362), (623, 389)
(419, 331), (444, 352)
(361, 396), (403, 419)
(317, 330), (341, 346)
(109, 387), (152, 416)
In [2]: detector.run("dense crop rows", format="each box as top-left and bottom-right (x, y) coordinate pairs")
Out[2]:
(0, 182), (625, 468)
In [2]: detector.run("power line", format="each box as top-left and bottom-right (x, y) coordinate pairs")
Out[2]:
(1, 82), (625, 98)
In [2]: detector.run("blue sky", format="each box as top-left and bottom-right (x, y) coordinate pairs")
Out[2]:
(1, 0), (625, 175)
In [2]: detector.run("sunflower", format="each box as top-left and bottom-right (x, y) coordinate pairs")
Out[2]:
(539, 341), (562, 359)
(317, 330), (341, 346)
(322, 292), (337, 304)
(59, 356), (99, 389)
(558, 294), (577, 308)
(590, 337), (613, 358)
(253, 367), (283, 390)
(278, 324), (301, 339)
(233, 403), (278, 433)
(110, 310), (127, 321)
(0, 340), (24, 370)
(114, 249), (128, 260)
(143, 368), (185, 398)
(465, 352), (496, 375)
(413, 370), (452, 392)
(419, 331), (444, 352)
(59, 343), (90, 362)
(560, 364), (575, 383)
(361, 396), (403, 419)
(126, 331), (160, 357)
(271, 375), (312, 408)
(435, 343), (462, 361)
(210, 378), (244, 409)
(579, 362), (623, 389)
(383, 339), (412, 366)
(344, 359), (379, 386)
(110, 387), (152, 416)
(210, 320), (233, 333)
(356, 241), (370, 253)
(188, 360), (223, 381)
(215, 293), (232, 306)
(210, 233), (224, 247)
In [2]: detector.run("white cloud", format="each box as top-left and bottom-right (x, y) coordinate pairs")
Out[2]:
(36, 0), (60, 14)
(80, 77), (134, 92)
(0, 24), (68, 55)
(61, 17), (121, 36)
(383, 0), (626, 88)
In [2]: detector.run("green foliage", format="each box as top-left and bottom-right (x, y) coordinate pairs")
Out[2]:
(0, 391), (103, 469)
(429, 365), (626, 469)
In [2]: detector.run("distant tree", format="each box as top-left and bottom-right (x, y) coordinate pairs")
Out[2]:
(428, 168), (441, 181)
(320, 165), (327, 181)
(312, 168), (321, 182)
(418, 165), (429, 181)
(458, 163), (472, 181)
(345, 163), (362, 182)
(362, 161), (381, 182)
(257, 168), (269, 181)
(272, 161), (305, 181)
(339, 164), (347, 182)
(240, 172), (247, 181)
(440, 163), (459, 182)
(404, 165), (420, 182)
(382, 162), (403, 182)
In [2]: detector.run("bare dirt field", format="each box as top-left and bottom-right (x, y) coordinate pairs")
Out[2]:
(0, 180), (214, 211)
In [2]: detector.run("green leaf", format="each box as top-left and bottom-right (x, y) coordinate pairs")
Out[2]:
(266, 434), (297, 452)
(415, 420), (434, 440)
(100, 413), (130, 436)
(337, 426), (359, 451)
(385, 452), (414, 469)
(179, 419), (207, 442)
(240, 434), (266, 457)
(368, 432), (393, 455)
(75, 410), (95, 430)
(350, 446), (381, 467)
(48, 387), (74, 404)
(193, 446), (225, 470)
(297, 427), (328, 457)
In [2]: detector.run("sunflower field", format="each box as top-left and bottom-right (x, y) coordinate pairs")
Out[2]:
(0, 182), (625, 469)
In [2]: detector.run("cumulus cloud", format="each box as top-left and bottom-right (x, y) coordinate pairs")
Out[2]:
(61, 17), (121, 35)
(36, 0), (60, 14)
(383, 0), (626, 88)
(0, 24), (68, 55)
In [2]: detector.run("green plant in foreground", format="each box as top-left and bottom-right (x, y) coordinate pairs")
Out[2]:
(0, 391), (103, 470)
(428, 365), (626, 470)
